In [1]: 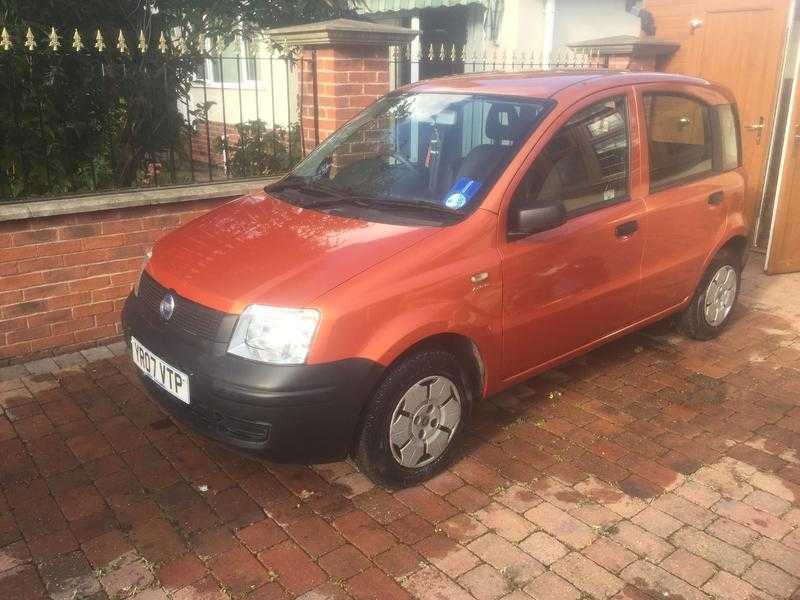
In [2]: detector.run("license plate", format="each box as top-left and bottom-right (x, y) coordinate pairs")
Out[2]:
(131, 337), (190, 404)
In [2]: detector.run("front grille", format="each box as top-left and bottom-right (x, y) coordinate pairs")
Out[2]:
(138, 271), (227, 340)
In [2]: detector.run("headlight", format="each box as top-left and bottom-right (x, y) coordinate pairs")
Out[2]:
(227, 305), (320, 364)
(133, 250), (152, 296)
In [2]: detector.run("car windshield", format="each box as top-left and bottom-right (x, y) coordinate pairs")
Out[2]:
(268, 92), (550, 223)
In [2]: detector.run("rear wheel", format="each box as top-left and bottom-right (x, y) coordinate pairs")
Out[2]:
(354, 349), (471, 488)
(679, 249), (741, 340)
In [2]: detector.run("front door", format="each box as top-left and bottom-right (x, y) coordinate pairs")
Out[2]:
(499, 89), (645, 382)
(766, 72), (800, 273)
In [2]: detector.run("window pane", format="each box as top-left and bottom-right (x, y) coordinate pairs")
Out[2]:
(717, 104), (739, 171)
(645, 94), (713, 190)
(512, 96), (629, 216)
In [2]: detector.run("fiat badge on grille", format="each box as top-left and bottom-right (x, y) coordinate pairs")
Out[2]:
(160, 294), (175, 321)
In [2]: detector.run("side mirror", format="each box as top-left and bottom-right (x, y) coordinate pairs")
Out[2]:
(509, 203), (567, 239)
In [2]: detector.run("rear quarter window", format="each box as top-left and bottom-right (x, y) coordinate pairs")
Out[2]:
(715, 103), (741, 172)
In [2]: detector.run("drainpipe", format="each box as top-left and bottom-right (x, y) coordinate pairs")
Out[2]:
(542, 0), (556, 67)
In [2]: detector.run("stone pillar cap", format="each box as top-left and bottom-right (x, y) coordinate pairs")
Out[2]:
(569, 34), (679, 57)
(269, 18), (417, 47)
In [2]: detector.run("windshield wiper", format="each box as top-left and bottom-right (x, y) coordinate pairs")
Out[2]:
(369, 199), (462, 217)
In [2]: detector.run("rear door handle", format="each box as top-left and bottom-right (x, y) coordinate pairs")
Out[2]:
(708, 191), (724, 206)
(615, 220), (639, 238)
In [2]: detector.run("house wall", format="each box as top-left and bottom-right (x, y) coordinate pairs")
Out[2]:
(552, 0), (641, 50)
(492, 0), (547, 55)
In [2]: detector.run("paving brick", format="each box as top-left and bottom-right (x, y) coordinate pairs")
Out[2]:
(714, 498), (794, 540)
(402, 565), (474, 600)
(582, 537), (637, 574)
(523, 571), (581, 600)
(445, 484), (491, 513)
(630, 506), (682, 538)
(318, 543), (371, 579)
(524, 502), (597, 550)
(672, 527), (754, 575)
(347, 566), (411, 600)
(518, 531), (568, 566)
(286, 515), (345, 557)
(157, 553), (208, 593)
(551, 551), (624, 598)
(438, 513), (488, 543)
(373, 543), (422, 578)
(458, 563), (513, 600)
(386, 512), (434, 545)
(707, 516), (762, 549)
(395, 486), (458, 523)
(744, 489), (792, 517)
(235, 518), (287, 553)
(257, 540), (327, 596)
(333, 510), (396, 557)
(751, 538), (800, 576)
(744, 559), (800, 598)
(208, 545), (271, 596)
(493, 484), (542, 513)
(467, 533), (545, 586)
(473, 502), (535, 542)
(659, 548), (717, 587)
(609, 521), (674, 561)
(415, 534), (480, 578)
(650, 492), (716, 528)
(702, 571), (772, 599)
(620, 559), (708, 600)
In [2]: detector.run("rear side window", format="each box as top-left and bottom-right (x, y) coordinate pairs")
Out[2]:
(716, 104), (741, 172)
(510, 96), (629, 218)
(644, 94), (713, 191)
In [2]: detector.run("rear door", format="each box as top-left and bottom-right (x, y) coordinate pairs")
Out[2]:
(636, 85), (744, 316)
(499, 87), (646, 381)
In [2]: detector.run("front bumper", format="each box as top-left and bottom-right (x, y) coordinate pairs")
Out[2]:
(122, 290), (383, 462)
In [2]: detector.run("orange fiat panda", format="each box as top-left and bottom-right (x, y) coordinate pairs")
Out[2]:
(124, 71), (747, 487)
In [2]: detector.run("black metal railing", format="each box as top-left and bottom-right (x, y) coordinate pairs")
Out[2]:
(0, 30), (310, 203)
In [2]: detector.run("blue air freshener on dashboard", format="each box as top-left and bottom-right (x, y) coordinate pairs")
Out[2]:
(444, 177), (482, 210)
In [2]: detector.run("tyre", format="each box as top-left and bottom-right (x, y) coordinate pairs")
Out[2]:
(679, 249), (742, 340)
(354, 348), (472, 488)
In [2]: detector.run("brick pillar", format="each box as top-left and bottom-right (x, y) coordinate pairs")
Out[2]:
(270, 18), (416, 154)
(299, 45), (390, 153)
(606, 53), (657, 72)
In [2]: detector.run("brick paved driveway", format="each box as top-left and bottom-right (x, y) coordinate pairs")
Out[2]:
(1, 261), (799, 600)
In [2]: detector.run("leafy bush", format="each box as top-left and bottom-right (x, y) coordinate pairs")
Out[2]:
(215, 120), (302, 178)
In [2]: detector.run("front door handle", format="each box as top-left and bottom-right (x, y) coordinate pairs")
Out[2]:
(615, 220), (639, 238)
(708, 191), (724, 206)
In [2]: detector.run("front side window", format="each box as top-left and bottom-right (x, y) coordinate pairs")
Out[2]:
(644, 94), (713, 191)
(509, 96), (630, 219)
(269, 93), (550, 223)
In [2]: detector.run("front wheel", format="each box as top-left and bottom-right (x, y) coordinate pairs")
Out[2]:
(679, 250), (741, 340)
(354, 349), (472, 488)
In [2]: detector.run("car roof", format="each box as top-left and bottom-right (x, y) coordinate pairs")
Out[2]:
(404, 70), (716, 101)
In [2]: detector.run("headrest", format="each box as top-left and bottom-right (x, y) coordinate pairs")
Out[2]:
(485, 103), (520, 142)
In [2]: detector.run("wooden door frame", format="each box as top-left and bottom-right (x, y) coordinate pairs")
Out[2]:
(765, 1), (800, 272)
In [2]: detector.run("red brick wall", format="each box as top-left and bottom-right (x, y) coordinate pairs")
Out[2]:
(0, 197), (232, 364)
(191, 121), (241, 166)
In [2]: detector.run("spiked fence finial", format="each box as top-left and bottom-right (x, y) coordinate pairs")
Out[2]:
(95, 29), (105, 52)
(138, 30), (147, 52)
(1, 27), (11, 51)
(117, 30), (127, 53)
(24, 27), (36, 51)
(72, 29), (83, 51)
(48, 27), (60, 51)
(158, 31), (168, 53)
